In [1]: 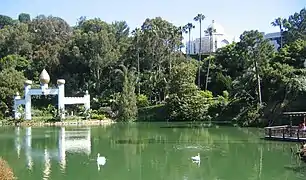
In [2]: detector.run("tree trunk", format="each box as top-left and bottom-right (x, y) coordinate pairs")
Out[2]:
(280, 27), (283, 49)
(198, 21), (202, 88)
(254, 60), (262, 105)
(188, 29), (191, 56)
(137, 48), (140, 95)
(205, 34), (211, 90)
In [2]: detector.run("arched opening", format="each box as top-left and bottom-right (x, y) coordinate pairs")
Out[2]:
(220, 39), (230, 48)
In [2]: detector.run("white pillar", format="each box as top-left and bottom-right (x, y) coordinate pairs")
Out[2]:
(86, 128), (91, 155)
(13, 92), (21, 119)
(58, 127), (66, 171)
(84, 90), (90, 111)
(41, 83), (48, 95)
(15, 127), (21, 158)
(25, 127), (32, 147)
(24, 80), (32, 120)
(57, 79), (66, 119)
(25, 127), (33, 170)
(43, 148), (51, 179)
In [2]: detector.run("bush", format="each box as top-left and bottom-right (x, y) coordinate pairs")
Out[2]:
(90, 110), (106, 120)
(166, 90), (213, 121)
(138, 104), (166, 121)
(0, 158), (15, 180)
(136, 94), (149, 108)
(91, 113), (106, 120)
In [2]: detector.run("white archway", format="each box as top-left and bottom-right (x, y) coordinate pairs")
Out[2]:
(13, 69), (90, 120)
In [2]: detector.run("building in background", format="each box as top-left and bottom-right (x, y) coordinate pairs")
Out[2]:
(185, 20), (237, 55)
(263, 32), (281, 50)
(185, 20), (282, 55)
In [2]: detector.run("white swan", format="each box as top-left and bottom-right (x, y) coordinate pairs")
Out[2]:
(97, 153), (106, 171)
(97, 153), (106, 165)
(191, 153), (200, 161)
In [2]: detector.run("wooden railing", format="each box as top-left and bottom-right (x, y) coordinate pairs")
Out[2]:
(264, 125), (306, 140)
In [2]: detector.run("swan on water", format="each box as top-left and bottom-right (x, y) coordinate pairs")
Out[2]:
(97, 153), (106, 171)
(191, 153), (200, 161)
(97, 153), (106, 165)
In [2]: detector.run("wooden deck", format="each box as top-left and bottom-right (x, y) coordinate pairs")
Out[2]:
(264, 125), (306, 141)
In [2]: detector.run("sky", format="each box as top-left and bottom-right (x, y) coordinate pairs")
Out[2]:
(0, 0), (305, 41)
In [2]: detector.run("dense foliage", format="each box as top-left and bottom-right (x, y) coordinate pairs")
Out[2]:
(0, 8), (305, 126)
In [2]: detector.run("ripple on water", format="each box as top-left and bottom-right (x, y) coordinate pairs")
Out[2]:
(174, 144), (215, 151)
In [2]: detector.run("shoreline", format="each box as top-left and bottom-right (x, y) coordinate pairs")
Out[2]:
(0, 119), (116, 127)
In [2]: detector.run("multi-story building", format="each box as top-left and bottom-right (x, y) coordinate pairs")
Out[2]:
(185, 20), (237, 55)
(185, 20), (282, 55)
(263, 32), (281, 50)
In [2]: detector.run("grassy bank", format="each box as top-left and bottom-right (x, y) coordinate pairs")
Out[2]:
(0, 118), (115, 127)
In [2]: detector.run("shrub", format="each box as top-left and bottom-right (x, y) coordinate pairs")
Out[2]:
(90, 110), (106, 120)
(136, 94), (149, 108)
(138, 104), (166, 121)
(91, 113), (106, 120)
(0, 158), (15, 180)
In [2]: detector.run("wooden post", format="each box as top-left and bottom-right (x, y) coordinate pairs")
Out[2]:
(282, 128), (285, 139)
(297, 129), (300, 140)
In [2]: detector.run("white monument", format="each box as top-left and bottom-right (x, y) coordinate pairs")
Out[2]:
(185, 20), (237, 54)
(13, 69), (90, 120)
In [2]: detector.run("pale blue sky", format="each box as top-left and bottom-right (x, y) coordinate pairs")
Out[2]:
(0, 0), (305, 40)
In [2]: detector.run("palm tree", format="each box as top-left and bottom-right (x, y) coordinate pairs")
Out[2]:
(132, 28), (142, 95)
(271, 17), (284, 49)
(177, 26), (186, 52)
(183, 23), (195, 56)
(194, 14), (205, 88)
(204, 25), (216, 90)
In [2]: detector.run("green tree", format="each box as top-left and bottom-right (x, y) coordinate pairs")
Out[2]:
(18, 13), (31, 23)
(236, 30), (275, 105)
(273, 39), (306, 68)
(0, 15), (14, 29)
(166, 61), (213, 121)
(0, 55), (29, 71)
(115, 64), (138, 121)
(0, 68), (26, 118)
(0, 23), (32, 59)
(271, 17), (285, 48)
(282, 8), (306, 43)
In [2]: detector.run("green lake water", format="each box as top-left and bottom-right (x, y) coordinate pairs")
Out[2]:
(0, 123), (305, 180)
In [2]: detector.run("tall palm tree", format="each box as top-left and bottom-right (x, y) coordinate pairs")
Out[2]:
(183, 23), (195, 56)
(194, 14), (205, 88)
(178, 26), (186, 53)
(204, 25), (216, 90)
(271, 17), (284, 49)
(132, 28), (142, 95)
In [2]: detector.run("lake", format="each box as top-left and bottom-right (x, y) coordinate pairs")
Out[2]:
(0, 122), (305, 180)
